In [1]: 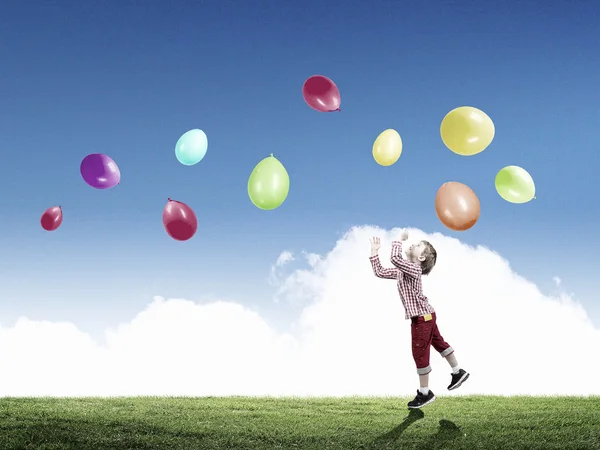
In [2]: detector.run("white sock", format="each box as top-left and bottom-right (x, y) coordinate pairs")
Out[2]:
(419, 387), (429, 395)
(451, 365), (460, 374)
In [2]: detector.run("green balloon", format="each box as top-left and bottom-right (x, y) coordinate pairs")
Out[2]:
(495, 165), (535, 204)
(248, 154), (290, 210)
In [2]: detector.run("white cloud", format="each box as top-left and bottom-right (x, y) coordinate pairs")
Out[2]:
(303, 251), (322, 268)
(1, 226), (598, 397)
(269, 251), (295, 290)
(553, 276), (562, 287)
(275, 251), (294, 268)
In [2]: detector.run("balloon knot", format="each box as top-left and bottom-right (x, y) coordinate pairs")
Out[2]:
(168, 198), (172, 202)
(335, 108), (341, 112)
(270, 153), (274, 157)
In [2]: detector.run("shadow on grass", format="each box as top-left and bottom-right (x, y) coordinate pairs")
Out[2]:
(370, 411), (463, 449)
(369, 409), (424, 448)
(424, 419), (463, 448)
(0, 417), (208, 450)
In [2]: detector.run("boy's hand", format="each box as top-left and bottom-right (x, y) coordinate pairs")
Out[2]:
(370, 237), (381, 256)
(399, 229), (409, 241)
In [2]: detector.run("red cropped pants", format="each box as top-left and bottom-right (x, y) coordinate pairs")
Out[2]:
(411, 312), (454, 375)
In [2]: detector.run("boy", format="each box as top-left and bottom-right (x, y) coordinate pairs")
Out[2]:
(369, 230), (469, 409)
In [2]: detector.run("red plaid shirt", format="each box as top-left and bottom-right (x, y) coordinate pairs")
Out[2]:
(369, 240), (435, 320)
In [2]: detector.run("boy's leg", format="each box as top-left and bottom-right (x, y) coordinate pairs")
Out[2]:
(431, 324), (458, 370)
(408, 317), (436, 408)
(445, 352), (459, 371)
(412, 320), (434, 383)
(419, 373), (429, 390)
(430, 314), (469, 390)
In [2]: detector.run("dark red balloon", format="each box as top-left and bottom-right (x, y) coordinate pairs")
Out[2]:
(41, 206), (63, 231)
(302, 75), (341, 112)
(162, 198), (198, 241)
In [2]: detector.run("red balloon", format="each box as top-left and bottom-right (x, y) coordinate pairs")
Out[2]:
(40, 206), (63, 231)
(302, 75), (341, 112)
(162, 198), (198, 241)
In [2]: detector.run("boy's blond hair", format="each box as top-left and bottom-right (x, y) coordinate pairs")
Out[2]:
(420, 240), (437, 275)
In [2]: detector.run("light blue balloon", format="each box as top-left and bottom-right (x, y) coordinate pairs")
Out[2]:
(175, 129), (208, 166)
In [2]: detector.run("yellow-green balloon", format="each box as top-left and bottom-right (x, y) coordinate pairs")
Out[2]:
(248, 154), (290, 210)
(495, 166), (535, 204)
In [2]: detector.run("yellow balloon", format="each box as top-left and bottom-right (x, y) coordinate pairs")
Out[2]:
(372, 129), (402, 166)
(440, 106), (495, 156)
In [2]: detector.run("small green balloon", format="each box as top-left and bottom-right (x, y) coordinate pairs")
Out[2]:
(248, 154), (290, 210)
(495, 165), (535, 204)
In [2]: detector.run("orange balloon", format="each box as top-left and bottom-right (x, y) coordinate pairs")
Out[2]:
(435, 182), (480, 231)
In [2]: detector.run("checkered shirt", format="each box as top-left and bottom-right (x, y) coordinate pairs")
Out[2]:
(369, 240), (435, 319)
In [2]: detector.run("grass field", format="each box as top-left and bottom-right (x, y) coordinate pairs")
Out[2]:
(1, 396), (599, 449)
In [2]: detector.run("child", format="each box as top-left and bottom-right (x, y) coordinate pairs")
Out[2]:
(369, 230), (469, 409)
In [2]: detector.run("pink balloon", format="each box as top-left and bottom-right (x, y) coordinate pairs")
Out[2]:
(302, 75), (341, 112)
(40, 206), (63, 231)
(162, 198), (198, 241)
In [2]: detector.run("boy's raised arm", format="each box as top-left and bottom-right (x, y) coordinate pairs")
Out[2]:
(390, 240), (422, 277)
(370, 253), (399, 279)
(369, 237), (399, 280)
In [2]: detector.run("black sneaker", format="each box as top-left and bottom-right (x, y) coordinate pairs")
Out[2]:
(448, 369), (470, 390)
(407, 389), (436, 409)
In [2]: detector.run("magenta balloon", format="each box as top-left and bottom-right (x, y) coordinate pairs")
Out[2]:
(302, 75), (341, 112)
(40, 206), (63, 231)
(80, 154), (121, 189)
(162, 198), (198, 241)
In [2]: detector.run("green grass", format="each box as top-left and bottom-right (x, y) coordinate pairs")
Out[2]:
(1, 396), (599, 449)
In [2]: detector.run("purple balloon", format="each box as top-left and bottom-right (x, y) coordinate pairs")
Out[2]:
(80, 154), (121, 189)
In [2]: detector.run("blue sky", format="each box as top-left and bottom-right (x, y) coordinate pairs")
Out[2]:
(0, 0), (598, 335)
